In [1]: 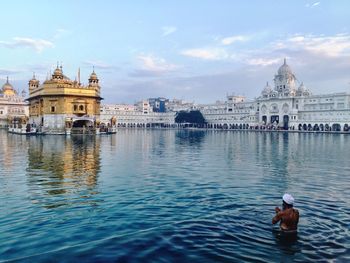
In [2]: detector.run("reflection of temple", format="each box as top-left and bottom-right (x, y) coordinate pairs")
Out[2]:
(27, 65), (103, 134)
(26, 136), (101, 207)
(0, 130), (28, 170)
(0, 77), (29, 128)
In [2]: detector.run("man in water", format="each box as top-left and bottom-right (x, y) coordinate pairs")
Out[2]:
(272, 193), (299, 232)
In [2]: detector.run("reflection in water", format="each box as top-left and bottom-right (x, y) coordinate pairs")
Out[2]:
(259, 132), (291, 194)
(0, 134), (28, 171)
(175, 130), (206, 147)
(1, 130), (349, 262)
(26, 135), (101, 208)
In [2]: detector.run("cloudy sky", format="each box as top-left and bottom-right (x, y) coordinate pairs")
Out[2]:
(1, 0), (350, 103)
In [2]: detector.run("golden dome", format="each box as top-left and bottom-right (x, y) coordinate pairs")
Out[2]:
(52, 64), (65, 80)
(90, 71), (98, 80)
(29, 73), (39, 83)
(2, 77), (14, 91)
(53, 67), (63, 76)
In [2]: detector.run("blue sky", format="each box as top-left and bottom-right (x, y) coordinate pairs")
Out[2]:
(1, 0), (350, 103)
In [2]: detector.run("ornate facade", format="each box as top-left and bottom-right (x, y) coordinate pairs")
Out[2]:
(0, 77), (28, 128)
(199, 59), (350, 132)
(27, 65), (103, 134)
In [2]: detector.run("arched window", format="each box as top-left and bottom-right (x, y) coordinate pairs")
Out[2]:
(79, 105), (84, 111)
(74, 105), (78, 111)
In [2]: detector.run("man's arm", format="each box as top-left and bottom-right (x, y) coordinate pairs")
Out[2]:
(272, 211), (284, 224)
(295, 209), (299, 225)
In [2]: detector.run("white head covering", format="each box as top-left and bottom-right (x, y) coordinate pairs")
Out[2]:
(283, 193), (294, 205)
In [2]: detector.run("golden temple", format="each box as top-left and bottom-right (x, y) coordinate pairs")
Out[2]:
(27, 64), (103, 134)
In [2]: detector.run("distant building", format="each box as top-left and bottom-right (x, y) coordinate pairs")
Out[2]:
(100, 102), (176, 128)
(0, 77), (28, 128)
(199, 59), (350, 132)
(27, 65), (103, 134)
(199, 96), (257, 128)
(135, 100), (153, 114)
(148, 97), (168, 112)
(166, 99), (196, 112)
(93, 59), (350, 132)
(99, 103), (135, 126)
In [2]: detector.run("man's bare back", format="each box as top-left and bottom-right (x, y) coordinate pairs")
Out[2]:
(272, 207), (299, 231)
(272, 194), (299, 231)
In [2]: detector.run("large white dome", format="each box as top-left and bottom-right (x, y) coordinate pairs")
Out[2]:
(277, 58), (293, 75)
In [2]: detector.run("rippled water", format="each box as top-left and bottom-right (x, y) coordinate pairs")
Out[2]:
(0, 129), (349, 262)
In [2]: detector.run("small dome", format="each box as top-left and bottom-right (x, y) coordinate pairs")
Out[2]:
(303, 88), (311, 96)
(90, 70), (98, 80)
(277, 58), (293, 76)
(261, 81), (272, 95)
(2, 77), (14, 91)
(303, 91), (310, 96)
(298, 82), (306, 93)
(297, 82), (311, 96)
(269, 89), (278, 97)
(53, 67), (63, 76)
(29, 73), (39, 84)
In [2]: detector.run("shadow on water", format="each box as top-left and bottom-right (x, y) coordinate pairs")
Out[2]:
(26, 135), (101, 209)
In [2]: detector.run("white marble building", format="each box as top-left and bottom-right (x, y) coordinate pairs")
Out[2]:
(100, 103), (176, 128)
(198, 96), (258, 129)
(200, 59), (350, 132)
(0, 78), (29, 128)
(166, 99), (196, 112)
(100, 59), (350, 132)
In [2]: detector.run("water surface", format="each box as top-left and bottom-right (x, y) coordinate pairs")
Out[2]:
(0, 129), (349, 262)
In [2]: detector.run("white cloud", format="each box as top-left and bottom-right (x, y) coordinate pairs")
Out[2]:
(246, 58), (280, 66)
(181, 48), (230, 60)
(273, 34), (350, 57)
(0, 68), (23, 75)
(137, 54), (179, 72)
(306, 2), (320, 8)
(83, 60), (114, 69)
(221, 35), (249, 45)
(0, 37), (54, 52)
(161, 26), (177, 37)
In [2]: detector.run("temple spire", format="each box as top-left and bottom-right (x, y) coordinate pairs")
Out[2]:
(284, 58), (287, 65)
(78, 67), (81, 84)
(6, 76), (9, 83)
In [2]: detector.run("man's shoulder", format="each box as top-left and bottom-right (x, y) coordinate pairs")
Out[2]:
(293, 208), (299, 216)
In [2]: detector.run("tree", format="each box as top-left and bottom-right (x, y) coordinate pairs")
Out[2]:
(175, 110), (206, 124)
